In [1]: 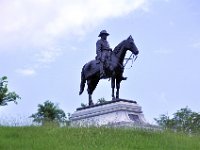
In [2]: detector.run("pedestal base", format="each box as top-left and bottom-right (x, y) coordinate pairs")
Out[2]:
(70, 99), (149, 127)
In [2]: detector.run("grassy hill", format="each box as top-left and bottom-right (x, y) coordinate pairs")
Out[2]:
(0, 126), (200, 150)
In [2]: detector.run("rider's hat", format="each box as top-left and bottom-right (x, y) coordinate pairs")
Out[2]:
(98, 30), (110, 37)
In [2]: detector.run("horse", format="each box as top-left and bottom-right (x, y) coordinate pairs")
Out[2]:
(79, 35), (139, 106)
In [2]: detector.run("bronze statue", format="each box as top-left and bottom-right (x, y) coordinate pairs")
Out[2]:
(96, 30), (127, 80)
(79, 32), (139, 106)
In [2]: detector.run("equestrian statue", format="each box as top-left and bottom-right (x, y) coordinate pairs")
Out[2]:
(79, 30), (139, 106)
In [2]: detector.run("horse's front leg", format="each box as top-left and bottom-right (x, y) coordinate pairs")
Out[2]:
(111, 77), (115, 100)
(116, 78), (121, 99)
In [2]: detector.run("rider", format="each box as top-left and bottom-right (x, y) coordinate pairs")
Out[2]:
(96, 30), (127, 80)
(96, 30), (112, 78)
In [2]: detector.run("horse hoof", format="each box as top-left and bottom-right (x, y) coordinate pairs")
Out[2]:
(112, 97), (116, 101)
(89, 101), (94, 106)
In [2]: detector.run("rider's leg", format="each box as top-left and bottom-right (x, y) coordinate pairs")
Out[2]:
(100, 62), (105, 78)
(100, 52), (106, 78)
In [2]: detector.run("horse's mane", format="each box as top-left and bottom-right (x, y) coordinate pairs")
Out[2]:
(113, 40), (125, 54)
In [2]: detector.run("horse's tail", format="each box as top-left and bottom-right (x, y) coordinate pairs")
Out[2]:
(79, 65), (86, 95)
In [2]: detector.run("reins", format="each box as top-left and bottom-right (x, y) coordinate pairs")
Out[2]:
(123, 53), (138, 69)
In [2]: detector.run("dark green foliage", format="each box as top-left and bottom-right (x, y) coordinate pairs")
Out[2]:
(80, 97), (107, 108)
(80, 103), (87, 108)
(30, 100), (67, 126)
(97, 97), (107, 104)
(0, 76), (20, 106)
(155, 107), (200, 133)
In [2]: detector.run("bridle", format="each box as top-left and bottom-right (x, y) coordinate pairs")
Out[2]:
(123, 53), (138, 69)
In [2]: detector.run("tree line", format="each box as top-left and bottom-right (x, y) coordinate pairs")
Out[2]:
(155, 107), (200, 134)
(1, 76), (200, 133)
(0, 76), (68, 126)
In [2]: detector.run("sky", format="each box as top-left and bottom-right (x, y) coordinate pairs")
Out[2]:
(0, 0), (200, 125)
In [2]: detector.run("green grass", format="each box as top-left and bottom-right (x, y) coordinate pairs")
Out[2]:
(0, 126), (200, 150)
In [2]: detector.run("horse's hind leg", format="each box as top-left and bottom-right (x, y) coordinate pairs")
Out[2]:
(87, 77), (99, 106)
(87, 80), (94, 106)
(88, 94), (93, 106)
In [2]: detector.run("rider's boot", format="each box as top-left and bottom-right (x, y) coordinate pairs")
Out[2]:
(120, 76), (127, 80)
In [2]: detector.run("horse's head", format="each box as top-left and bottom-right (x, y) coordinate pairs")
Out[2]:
(125, 35), (139, 55)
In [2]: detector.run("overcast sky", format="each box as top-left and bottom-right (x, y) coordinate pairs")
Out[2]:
(0, 0), (200, 125)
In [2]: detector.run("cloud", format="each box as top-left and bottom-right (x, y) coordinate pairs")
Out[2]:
(192, 41), (200, 49)
(0, 0), (150, 74)
(34, 47), (62, 64)
(16, 68), (36, 76)
(0, 0), (149, 48)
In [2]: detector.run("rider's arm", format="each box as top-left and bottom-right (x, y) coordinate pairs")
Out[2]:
(96, 40), (102, 60)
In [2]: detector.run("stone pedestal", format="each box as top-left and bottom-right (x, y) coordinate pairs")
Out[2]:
(70, 99), (149, 127)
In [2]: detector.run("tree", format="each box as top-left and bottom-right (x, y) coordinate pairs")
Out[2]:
(30, 100), (67, 126)
(155, 107), (200, 133)
(0, 76), (20, 106)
